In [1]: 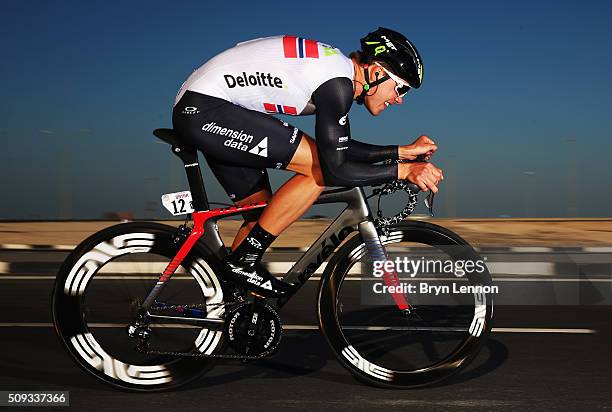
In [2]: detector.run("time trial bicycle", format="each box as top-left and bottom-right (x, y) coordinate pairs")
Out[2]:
(52, 128), (494, 391)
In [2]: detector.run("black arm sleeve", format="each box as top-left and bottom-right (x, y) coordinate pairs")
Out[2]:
(312, 77), (398, 187)
(347, 139), (399, 163)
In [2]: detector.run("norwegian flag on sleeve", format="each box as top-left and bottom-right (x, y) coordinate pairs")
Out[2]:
(263, 102), (298, 115)
(283, 36), (319, 59)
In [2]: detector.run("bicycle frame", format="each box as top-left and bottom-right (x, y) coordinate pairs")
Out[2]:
(142, 130), (409, 313)
(140, 186), (376, 308)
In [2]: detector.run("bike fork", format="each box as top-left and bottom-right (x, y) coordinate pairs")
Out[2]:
(358, 221), (410, 311)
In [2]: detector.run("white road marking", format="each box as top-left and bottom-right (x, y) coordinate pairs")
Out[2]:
(0, 322), (597, 334)
(488, 278), (612, 282)
(265, 262), (362, 275)
(0, 244), (74, 250)
(509, 247), (553, 253)
(0, 244), (32, 249)
(2, 275), (612, 282)
(0, 276), (194, 280)
(582, 247), (612, 253)
(335, 277), (612, 282)
(491, 328), (596, 334)
(2, 244), (611, 253)
(486, 262), (555, 276)
(0, 261), (564, 277)
(96, 262), (186, 274)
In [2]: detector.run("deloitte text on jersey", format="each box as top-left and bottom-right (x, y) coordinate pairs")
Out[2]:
(224, 72), (284, 88)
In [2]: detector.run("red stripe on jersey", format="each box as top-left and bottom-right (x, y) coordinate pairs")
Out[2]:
(282, 105), (298, 115)
(304, 39), (319, 58)
(263, 103), (277, 112)
(283, 36), (297, 58)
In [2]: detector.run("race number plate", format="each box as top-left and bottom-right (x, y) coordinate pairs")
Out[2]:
(161, 191), (194, 216)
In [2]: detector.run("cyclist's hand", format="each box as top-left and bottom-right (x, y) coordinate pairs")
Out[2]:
(398, 135), (438, 161)
(398, 162), (444, 193)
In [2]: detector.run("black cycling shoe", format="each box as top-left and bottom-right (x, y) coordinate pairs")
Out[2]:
(222, 255), (297, 298)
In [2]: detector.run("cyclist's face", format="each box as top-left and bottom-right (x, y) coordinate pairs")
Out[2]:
(364, 67), (405, 116)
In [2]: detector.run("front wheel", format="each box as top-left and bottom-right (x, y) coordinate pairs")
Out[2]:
(318, 221), (494, 388)
(52, 222), (227, 392)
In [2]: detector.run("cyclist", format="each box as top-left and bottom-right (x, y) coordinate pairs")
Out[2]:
(172, 27), (443, 298)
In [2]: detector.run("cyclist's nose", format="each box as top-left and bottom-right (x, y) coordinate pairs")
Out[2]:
(395, 95), (404, 105)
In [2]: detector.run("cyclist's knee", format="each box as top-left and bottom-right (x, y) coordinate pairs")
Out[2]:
(307, 158), (326, 189)
(311, 165), (326, 189)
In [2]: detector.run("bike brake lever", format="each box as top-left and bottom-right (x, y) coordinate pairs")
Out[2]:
(412, 155), (435, 216)
(405, 155), (434, 216)
(424, 191), (435, 217)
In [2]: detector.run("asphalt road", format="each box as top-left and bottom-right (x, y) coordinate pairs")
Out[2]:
(1, 250), (611, 411)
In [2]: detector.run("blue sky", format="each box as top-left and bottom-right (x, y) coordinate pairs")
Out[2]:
(1, 0), (611, 219)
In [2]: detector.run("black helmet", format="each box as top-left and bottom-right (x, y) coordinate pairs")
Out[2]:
(360, 27), (423, 89)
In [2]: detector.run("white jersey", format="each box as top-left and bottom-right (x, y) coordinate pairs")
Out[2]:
(174, 35), (354, 116)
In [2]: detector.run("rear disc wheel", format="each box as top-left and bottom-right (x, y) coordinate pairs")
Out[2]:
(52, 222), (227, 391)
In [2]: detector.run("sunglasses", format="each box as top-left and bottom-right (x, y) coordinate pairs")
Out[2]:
(374, 62), (411, 98)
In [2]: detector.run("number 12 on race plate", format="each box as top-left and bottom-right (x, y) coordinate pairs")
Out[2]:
(161, 191), (195, 216)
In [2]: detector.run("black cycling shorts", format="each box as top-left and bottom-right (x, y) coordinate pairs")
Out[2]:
(173, 91), (303, 201)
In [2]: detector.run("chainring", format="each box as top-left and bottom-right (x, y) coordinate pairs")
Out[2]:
(225, 301), (282, 357)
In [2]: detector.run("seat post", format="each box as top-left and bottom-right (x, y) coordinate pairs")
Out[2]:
(171, 145), (210, 211)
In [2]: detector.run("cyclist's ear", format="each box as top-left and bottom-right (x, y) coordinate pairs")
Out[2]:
(367, 64), (384, 80)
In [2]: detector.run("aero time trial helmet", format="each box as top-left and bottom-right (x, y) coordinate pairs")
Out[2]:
(360, 27), (424, 89)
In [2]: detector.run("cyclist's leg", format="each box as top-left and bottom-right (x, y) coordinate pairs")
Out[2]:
(173, 91), (325, 296)
(218, 143), (326, 295)
(203, 154), (273, 249)
(232, 189), (272, 250)
(204, 141), (326, 243)
(258, 134), (326, 235)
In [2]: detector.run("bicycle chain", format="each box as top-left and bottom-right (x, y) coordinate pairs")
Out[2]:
(150, 301), (228, 311)
(140, 299), (282, 360)
(142, 346), (279, 360)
